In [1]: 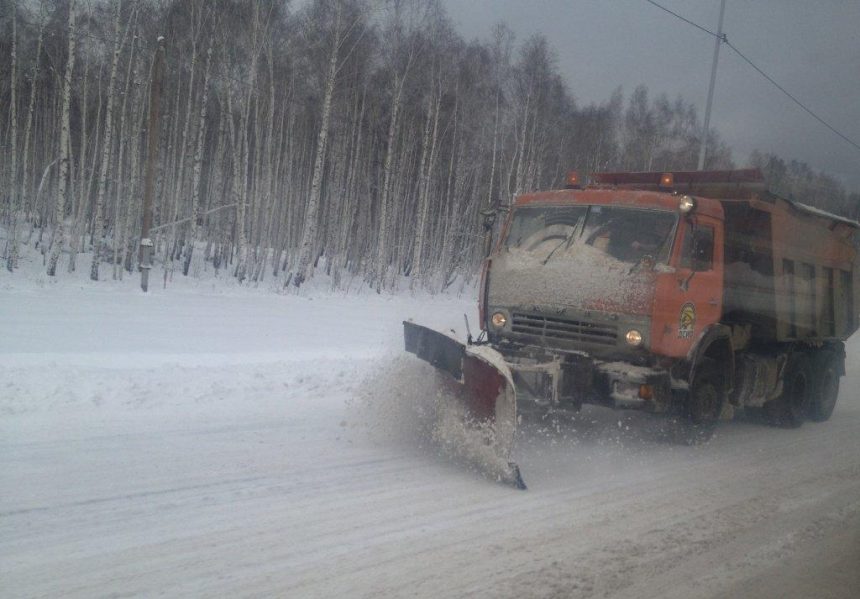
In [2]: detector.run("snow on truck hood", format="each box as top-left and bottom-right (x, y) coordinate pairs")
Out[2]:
(487, 245), (656, 316)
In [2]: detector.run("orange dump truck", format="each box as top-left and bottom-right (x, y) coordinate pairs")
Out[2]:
(405, 169), (858, 487)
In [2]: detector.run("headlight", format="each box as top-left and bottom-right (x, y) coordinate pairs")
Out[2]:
(491, 312), (508, 328)
(679, 195), (696, 213)
(625, 329), (643, 346)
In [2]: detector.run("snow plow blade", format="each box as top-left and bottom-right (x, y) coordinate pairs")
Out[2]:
(403, 321), (524, 489)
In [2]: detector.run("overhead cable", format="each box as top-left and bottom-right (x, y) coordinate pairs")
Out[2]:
(644, 0), (719, 38)
(644, 0), (860, 153)
(724, 40), (860, 152)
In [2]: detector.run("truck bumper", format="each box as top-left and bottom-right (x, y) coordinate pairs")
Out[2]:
(502, 349), (672, 413)
(600, 363), (672, 411)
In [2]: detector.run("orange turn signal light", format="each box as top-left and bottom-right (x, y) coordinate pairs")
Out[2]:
(638, 385), (654, 400)
(565, 170), (581, 188)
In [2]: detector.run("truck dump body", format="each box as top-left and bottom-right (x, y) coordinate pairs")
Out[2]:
(722, 196), (859, 343)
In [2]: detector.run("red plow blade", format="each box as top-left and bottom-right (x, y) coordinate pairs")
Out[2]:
(403, 321), (524, 489)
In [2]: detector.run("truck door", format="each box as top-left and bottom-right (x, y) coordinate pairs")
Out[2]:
(651, 216), (724, 358)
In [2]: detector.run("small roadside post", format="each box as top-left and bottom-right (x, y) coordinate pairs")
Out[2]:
(140, 36), (165, 292)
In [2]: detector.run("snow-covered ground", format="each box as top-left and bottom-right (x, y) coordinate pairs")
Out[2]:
(2, 258), (860, 598)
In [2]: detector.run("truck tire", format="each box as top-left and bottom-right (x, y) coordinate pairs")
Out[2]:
(667, 358), (722, 444)
(687, 359), (722, 439)
(766, 354), (811, 428)
(808, 351), (840, 422)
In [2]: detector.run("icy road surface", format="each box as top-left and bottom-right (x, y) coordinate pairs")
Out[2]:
(2, 284), (859, 598)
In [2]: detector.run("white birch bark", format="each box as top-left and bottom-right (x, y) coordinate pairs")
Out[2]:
(291, 2), (342, 288)
(410, 75), (441, 287)
(6, 5), (19, 271)
(373, 74), (403, 292)
(68, 55), (94, 273)
(252, 44), (278, 284)
(20, 4), (45, 220)
(513, 83), (532, 196)
(113, 15), (138, 280)
(47, 0), (77, 276)
(183, 37), (214, 276)
(91, 0), (124, 281)
(120, 42), (144, 279)
(225, 89), (248, 280)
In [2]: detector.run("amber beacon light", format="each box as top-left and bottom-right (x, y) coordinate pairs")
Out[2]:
(659, 172), (674, 188)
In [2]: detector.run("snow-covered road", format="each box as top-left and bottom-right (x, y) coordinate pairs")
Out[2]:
(2, 284), (859, 598)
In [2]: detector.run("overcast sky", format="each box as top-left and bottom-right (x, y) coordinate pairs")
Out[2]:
(442, 0), (860, 192)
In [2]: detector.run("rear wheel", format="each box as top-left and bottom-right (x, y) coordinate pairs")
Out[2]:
(808, 350), (841, 422)
(766, 354), (811, 428)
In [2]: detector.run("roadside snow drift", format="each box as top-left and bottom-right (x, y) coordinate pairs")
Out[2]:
(2, 266), (860, 598)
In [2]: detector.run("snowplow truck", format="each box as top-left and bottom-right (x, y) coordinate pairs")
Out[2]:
(404, 169), (859, 487)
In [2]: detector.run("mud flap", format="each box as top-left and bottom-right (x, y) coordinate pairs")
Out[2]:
(403, 321), (525, 489)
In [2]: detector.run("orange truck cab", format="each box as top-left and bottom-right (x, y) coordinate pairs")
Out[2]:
(480, 170), (859, 436)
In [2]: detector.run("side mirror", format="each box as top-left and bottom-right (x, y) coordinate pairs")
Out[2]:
(480, 208), (498, 258)
(480, 208), (497, 231)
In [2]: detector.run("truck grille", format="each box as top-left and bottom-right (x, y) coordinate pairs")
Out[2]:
(511, 312), (618, 346)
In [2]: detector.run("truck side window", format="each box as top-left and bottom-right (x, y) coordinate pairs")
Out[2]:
(681, 224), (714, 271)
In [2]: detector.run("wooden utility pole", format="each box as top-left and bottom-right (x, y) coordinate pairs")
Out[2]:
(140, 37), (166, 292)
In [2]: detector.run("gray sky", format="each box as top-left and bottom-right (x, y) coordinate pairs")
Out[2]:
(443, 0), (860, 192)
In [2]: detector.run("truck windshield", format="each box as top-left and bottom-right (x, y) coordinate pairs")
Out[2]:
(505, 205), (677, 265)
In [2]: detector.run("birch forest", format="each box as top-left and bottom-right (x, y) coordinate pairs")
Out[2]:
(1, 0), (856, 291)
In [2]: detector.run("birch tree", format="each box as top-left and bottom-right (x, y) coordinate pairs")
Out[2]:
(291, 0), (344, 288)
(47, 0), (78, 277)
(5, 3), (18, 271)
(0, 0), (782, 292)
(183, 34), (214, 276)
(372, 0), (430, 291)
(91, 0), (127, 280)
(19, 1), (45, 228)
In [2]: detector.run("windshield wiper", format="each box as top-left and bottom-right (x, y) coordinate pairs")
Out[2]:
(628, 253), (656, 274)
(542, 229), (576, 265)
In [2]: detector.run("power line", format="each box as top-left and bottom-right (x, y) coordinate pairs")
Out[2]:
(724, 40), (860, 153)
(644, 0), (719, 38)
(644, 0), (860, 154)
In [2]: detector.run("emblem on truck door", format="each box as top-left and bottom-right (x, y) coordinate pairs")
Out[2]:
(679, 303), (696, 339)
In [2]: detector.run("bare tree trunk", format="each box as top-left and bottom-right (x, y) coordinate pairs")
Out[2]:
(120, 34), (144, 279)
(252, 43), (279, 284)
(291, 2), (342, 288)
(47, 0), (78, 277)
(68, 56), (95, 273)
(513, 85), (532, 196)
(225, 89), (248, 281)
(139, 38), (166, 292)
(6, 5), (19, 271)
(91, 0), (124, 281)
(20, 5), (45, 223)
(373, 75), (404, 292)
(411, 73), (442, 287)
(113, 14), (139, 279)
(183, 36), (214, 276)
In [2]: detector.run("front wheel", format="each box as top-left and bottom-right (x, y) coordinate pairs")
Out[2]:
(668, 358), (723, 444)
